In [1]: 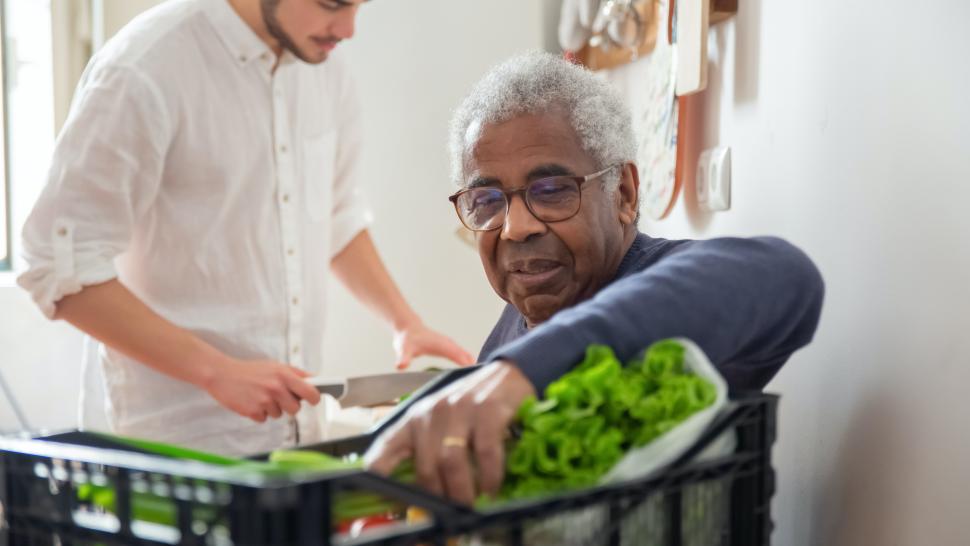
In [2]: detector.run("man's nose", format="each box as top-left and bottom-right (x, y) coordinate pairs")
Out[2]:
(331, 7), (357, 40)
(501, 194), (546, 242)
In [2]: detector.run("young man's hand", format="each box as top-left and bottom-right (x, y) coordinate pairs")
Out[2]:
(202, 358), (322, 422)
(393, 321), (475, 370)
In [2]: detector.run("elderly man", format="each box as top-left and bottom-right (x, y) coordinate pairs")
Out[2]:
(366, 52), (824, 504)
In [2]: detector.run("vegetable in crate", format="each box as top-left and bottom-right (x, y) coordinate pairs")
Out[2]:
(75, 437), (410, 531)
(498, 339), (717, 501)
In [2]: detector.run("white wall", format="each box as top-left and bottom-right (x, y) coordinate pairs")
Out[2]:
(0, 289), (84, 434)
(624, 1), (970, 544)
(101, 0), (164, 39)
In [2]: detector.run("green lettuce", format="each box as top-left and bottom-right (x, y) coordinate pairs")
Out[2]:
(498, 339), (716, 501)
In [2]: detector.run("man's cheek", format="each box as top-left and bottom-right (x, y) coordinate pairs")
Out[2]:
(483, 265), (509, 300)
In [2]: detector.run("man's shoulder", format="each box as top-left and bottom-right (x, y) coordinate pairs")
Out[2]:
(477, 304), (526, 362)
(637, 233), (695, 257)
(88, 0), (205, 77)
(616, 233), (695, 277)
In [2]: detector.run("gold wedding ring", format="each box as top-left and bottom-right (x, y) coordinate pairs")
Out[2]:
(441, 436), (467, 449)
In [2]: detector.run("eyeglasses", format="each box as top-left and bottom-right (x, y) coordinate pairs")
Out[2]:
(448, 165), (618, 232)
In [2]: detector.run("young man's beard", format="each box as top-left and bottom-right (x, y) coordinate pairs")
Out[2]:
(260, 0), (317, 63)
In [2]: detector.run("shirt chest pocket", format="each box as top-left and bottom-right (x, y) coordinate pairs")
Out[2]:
(302, 131), (337, 222)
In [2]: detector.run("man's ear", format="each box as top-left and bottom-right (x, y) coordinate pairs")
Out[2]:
(616, 162), (640, 225)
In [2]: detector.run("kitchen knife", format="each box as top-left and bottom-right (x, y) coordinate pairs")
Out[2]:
(308, 370), (442, 408)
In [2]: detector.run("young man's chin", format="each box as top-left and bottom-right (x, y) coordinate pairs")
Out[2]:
(289, 47), (329, 65)
(306, 39), (338, 62)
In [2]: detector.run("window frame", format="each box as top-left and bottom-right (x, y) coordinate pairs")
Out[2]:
(0, 0), (12, 272)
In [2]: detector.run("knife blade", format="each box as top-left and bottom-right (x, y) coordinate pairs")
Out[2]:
(308, 370), (442, 408)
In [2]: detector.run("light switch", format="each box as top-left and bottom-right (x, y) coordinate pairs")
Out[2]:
(696, 155), (710, 204)
(697, 146), (731, 212)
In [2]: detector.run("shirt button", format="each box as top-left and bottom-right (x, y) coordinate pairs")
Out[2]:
(56, 227), (68, 237)
(287, 248), (295, 256)
(292, 346), (300, 355)
(291, 297), (299, 305)
(239, 54), (247, 62)
(282, 194), (290, 203)
(279, 145), (288, 153)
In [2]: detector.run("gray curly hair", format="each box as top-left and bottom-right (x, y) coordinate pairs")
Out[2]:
(449, 51), (636, 191)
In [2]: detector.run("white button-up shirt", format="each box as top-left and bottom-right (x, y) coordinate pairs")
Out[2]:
(17, 0), (371, 455)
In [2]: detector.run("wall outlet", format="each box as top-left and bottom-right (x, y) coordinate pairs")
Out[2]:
(697, 146), (731, 211)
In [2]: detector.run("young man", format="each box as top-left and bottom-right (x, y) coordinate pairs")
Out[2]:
(18, 0), (472, 455)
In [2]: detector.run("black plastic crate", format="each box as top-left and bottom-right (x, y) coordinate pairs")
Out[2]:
(0, 393), (776, 546)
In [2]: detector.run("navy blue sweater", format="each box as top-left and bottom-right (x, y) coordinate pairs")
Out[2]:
(479, 234), (824, 393)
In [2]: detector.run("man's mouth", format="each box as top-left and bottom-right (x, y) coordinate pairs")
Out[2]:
(506, 259), (565, 288)
(311, 37), (339, 52)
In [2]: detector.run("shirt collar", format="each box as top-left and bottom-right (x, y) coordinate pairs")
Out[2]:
(613, 232), (651, 279)
(202, 0), (274, 67)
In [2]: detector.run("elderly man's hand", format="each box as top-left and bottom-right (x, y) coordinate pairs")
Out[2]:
(364, 361), (536, 505)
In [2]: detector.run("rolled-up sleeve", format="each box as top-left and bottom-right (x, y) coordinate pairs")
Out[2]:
(328, 67), (372, 257)
(17, 63), (171, 318)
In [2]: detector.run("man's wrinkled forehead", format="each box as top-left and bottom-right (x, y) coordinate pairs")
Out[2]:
(460, 112), (589, 189)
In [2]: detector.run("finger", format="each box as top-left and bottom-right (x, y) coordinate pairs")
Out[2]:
(283, 374), (322, 405)
(473, 403), (512, 497)
(438, 425), (476, 505)
(431, 338), (475, 366)
(290, 366), (312, 378)
(469, 367), (524, 496)
(275, 388), (301, 416)
(265, 398), (283, 419)
(364, 422), (413, 476)
(437, 390), (478, 505)
(395, 344), (415, 371)
(410, 399), (450, 496)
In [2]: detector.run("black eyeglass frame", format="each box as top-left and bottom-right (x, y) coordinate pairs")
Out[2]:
(448, 164), (620, 232)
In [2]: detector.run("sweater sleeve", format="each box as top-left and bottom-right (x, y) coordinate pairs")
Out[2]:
(485, 237), (825, 393)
